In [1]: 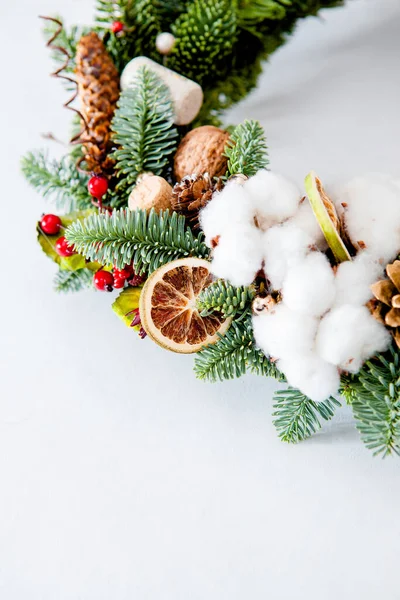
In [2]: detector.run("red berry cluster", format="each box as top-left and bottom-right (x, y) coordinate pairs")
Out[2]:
(93, 265), (145, 292)
(40, 214), (77, 257)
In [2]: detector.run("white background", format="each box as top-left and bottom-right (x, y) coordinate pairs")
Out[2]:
(1, 0), (400, 598)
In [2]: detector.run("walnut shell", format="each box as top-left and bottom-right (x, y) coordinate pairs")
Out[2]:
(174, 125), (230, 181)
(128, 175), (173, 213)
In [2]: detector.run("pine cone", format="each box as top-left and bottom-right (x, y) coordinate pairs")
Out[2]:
(172, 173), (223, 230)
(368, 259), (400, 347)
(75, 32), (119, 174)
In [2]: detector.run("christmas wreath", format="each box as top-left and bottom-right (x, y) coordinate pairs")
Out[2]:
(22, 0), (400, 457)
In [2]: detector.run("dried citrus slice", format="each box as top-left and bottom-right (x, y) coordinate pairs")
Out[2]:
(139, 258), (231, 353)
(305, 171), (351, 263)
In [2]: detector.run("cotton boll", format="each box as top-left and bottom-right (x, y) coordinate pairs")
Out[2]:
(200, 181), (255, 247)
(334, 252), (384, 307)
(278, 354), (340, 403)
(244, 170), (301, 230)
(262, 222), (314, 289)
(316, 305), (391, 373)
(211, 226), (263, 287)
(288, 200), (327, 249)
(282, 252), (336, 317)
(252, 303), (318, 360)
(332, 174), (400, 263)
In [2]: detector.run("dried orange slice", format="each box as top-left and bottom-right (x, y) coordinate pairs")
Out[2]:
(139, 258), (231, 353)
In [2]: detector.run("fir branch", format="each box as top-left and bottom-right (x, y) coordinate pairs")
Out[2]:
(238, 0), (291, 36)
(194, 314), (281, 382)
(53, 268), (93, 293)
(111, 66), (178, 195)
(197, 280), (255, 317)
(21, 150), (90, 212)
(224, 120), (269, 177)
(169, 0), (237, 85)
(65, 209), (210, 273)
(349, 346), (400, 457)
(273, 389), (341, 444)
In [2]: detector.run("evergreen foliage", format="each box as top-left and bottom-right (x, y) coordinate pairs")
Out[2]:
(65, 208), (210, 273)
(273, 389), (341, 443)
(53, 268), (93, 293)
(194, 314), (281, 382)
(349, 346), (400, 457)
(111, 66), (178, 195)
(224, 120), (269, 177)
(21, 151), (90, 212)
(197, 280), (255, 317)
(169, 0), (237, 86)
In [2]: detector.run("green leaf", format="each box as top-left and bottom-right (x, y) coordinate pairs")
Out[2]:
(37, 210), (95, 268)
(273, 388), (341, 444)
(112, 286), (143, 330)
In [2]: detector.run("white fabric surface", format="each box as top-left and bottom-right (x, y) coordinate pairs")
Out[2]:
(1, 0), (400, 598)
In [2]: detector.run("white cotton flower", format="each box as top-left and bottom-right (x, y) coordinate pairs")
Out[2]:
(288, 199), (327, 249)
(278, 354), (340, 403)
(282, 252), (336, 317)
(262, 222), (314, 289)
(316, 305), (391, 373)
(252, 302), (318, 360)
(332, 174), (400, 264)
(200, 180), (255, 247)
(244, 170), (301, 230)
(334, 252), (384, 307)
(211, 226), (263, 287)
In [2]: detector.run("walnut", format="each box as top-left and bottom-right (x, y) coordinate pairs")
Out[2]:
(128, 175), (173, 213)
(173, 125), (230, 181)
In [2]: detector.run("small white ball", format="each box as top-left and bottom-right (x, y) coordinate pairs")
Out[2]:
(156, 32), (176, 55)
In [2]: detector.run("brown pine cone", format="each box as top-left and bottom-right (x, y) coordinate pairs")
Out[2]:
(172, 173), (223, 230)
(75, 32), (119, 174)
(368, 259), (400, 347)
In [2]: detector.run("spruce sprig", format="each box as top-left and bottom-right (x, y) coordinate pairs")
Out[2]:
(224, 120), (269, 177)
(21, 151), (90, 212)
(65, 208), (210, 273)
(53, 268), (93, 293)
(194, 314), (280, 382)
(197, 280), (255, 317)
(111, 66), (178, 195)
(349, 346), (400, 457)
(169, 0), (237, 85)
(273, 389), (341, 444)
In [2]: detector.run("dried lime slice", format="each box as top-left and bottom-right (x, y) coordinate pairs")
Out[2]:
(305, 171), (351, 263)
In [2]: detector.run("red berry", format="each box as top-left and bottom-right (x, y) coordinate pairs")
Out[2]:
(41, 214), (62, 235)
(88, 175), (109, 200)
(113, 276), (126, 289)
(55, 236), (75, 257)
(94, 270), (114, 292)
(111, 21), (124, 33)
(113, 267), (132, 281)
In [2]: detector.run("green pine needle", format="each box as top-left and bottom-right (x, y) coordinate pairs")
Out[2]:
(53, 268), (93, 293)
(65, 208), (210, 273)
(169, 0), (237, 85)
(194, 314), (281, 382)
(224, 120), (269, 177)
(111, 66), (178, 195)
(273, 389), (341, 444)
(197, 280), (255, 317)
(349, 346), (400, 457)
(21, 150), (90, 212)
